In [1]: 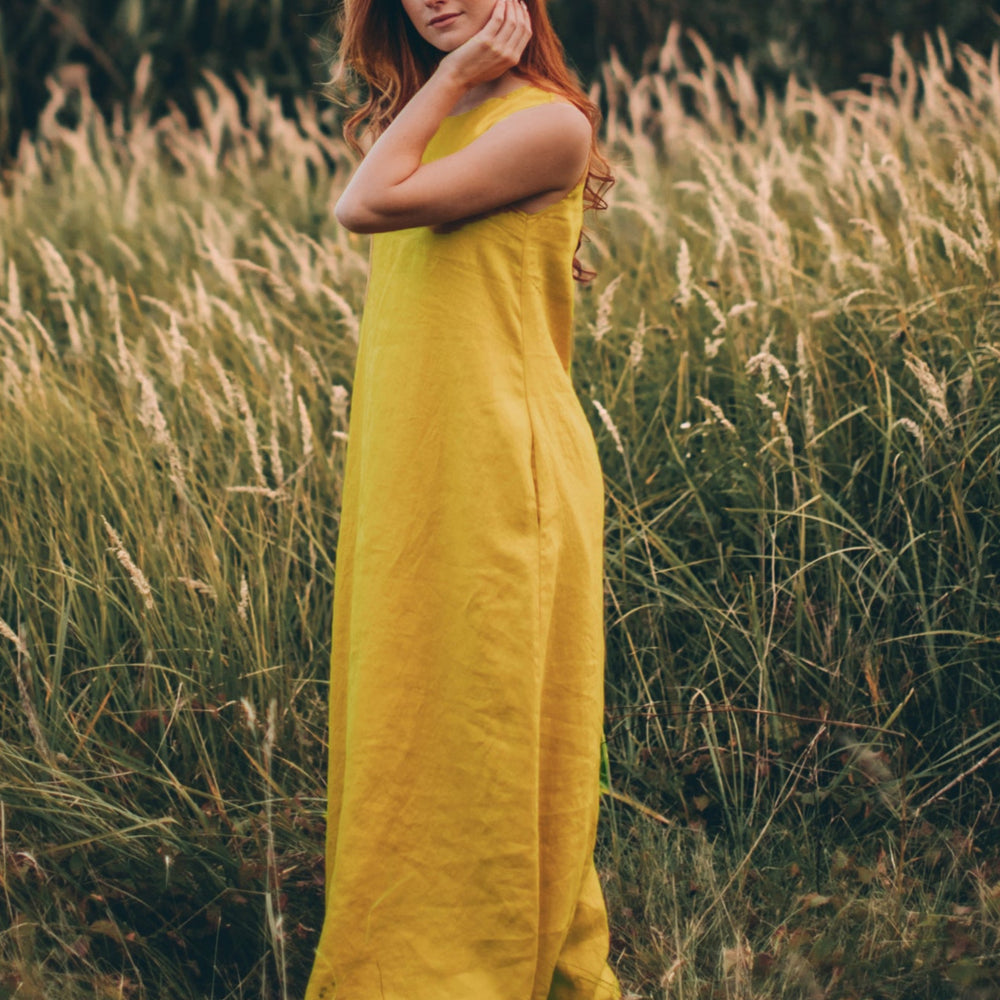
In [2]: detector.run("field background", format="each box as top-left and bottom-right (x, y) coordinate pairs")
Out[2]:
(2, 4), (1000, 1000)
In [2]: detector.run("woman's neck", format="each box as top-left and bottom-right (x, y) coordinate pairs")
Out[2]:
(447, 70), (526, 116)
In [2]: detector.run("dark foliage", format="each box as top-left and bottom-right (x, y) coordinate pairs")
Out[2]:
(0, 0), (337, 159)
(551, 0), (1000, 89)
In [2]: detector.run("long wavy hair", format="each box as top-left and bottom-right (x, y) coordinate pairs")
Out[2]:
(332, 0), (613, 281)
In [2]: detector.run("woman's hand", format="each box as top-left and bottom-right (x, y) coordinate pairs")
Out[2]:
(438, 0), (532, 90)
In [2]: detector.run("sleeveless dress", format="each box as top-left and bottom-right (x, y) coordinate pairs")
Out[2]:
(305, 85), (619, 1000)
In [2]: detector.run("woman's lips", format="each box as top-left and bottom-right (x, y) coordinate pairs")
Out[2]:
(429, 12), (461, 27)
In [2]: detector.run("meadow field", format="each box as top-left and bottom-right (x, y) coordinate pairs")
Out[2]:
(2, 28), (1000, 1000)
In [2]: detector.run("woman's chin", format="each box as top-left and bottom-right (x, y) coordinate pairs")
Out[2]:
(428, 34), (473, 54)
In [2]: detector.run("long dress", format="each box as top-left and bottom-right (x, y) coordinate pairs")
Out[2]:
(305, 85), (619, 1000)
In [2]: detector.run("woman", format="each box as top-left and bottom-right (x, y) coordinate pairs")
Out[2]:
(305, 2), (619, 998)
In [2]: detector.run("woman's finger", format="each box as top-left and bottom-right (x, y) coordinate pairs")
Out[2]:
(508, 1), (531, 52)
(507, 0), (525, 34)
(517, 2), (532, 37)
(496, 0), (527, 49)
(479, 0), (505, 41)
(489, 0), (513, 40)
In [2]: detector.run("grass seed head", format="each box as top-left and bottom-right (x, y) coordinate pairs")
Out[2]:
(592, 399), (625, 455)
(101, 517), (155, 612)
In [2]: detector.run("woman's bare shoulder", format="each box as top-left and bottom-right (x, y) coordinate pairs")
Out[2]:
(495, 95), (592, 155)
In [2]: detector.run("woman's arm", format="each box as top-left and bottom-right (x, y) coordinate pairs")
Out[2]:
(334, 0), (592, 234)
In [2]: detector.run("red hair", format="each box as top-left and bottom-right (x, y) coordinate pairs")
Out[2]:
(332, 0), (613, 281)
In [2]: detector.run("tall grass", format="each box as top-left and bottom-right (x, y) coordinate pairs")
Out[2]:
(586, 30), (1000, 996)
(1, 28), (999, 999)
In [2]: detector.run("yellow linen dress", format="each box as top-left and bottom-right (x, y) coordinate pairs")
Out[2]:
(305, 85), (619, 1000)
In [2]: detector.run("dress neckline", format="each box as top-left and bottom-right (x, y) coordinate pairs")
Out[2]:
(446, 84), (539, 119)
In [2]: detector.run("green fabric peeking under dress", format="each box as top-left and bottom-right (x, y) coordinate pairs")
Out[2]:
(305, 84), (619, 1000)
